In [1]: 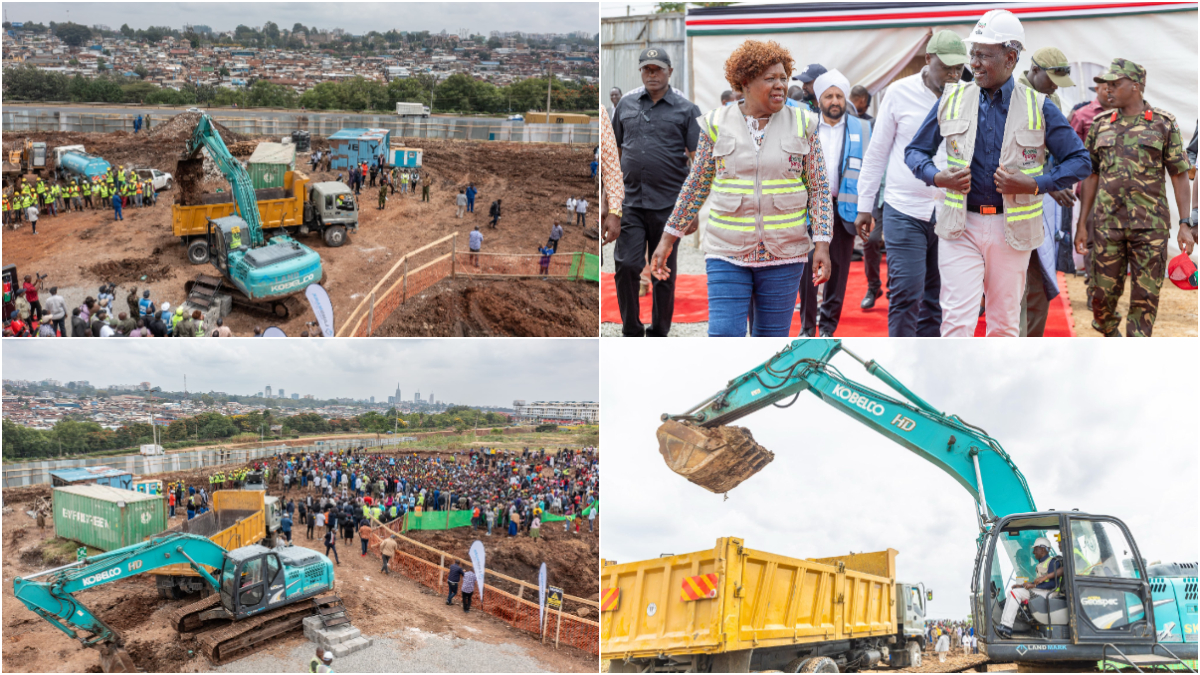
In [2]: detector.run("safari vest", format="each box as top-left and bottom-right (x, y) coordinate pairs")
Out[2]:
(835, 114), (872, 223)
(1035, 555), (1063, 592)
(700, 103), (817, 259)
(936, 81), (1048, 251)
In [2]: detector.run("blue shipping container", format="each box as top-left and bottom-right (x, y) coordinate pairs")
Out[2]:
(389, 146), (423, 169)
(50, 466), (134, 490)
(329, 128), (391, 171)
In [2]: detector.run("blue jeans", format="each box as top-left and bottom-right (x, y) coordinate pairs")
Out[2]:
(706, 258), (804, 337)
(467, 196), (475, 213)
(882, 203), (941, 337)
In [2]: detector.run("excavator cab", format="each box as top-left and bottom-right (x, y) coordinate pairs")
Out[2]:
(972, 511), (1195, 667)
(218, 544), (334, 620)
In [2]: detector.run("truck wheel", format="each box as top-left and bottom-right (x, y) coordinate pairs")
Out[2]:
(799, 657), (838, 673)
(272, 301), (290, 319)
(323, 225), (347, 247)
(908, 641), (922, 669)
(187, 239), (210, 264)
(164, 179), (173, 191)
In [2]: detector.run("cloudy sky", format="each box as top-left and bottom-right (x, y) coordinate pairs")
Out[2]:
(601, 339), (1198, 620)
(6, 2), (597, 35)
(2, 339), (598, 406)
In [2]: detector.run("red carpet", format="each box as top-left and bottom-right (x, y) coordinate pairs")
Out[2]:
(600, 261), (1076, 337)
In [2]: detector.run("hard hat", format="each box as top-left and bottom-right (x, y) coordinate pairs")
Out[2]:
(1033, 536), (1054, 551)
(161, 302), (170, 312)
(965, 9), (1025, 48)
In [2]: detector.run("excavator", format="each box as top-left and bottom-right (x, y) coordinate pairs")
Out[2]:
(657, 339), (1197, 673)
(13, 532), (342, 672)
(181, 114), (323, 318)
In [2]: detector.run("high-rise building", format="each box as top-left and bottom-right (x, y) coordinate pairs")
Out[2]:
(394, 384), (401, 405)
(387, 396), (395, 405)
(265, 386), (272, 398)
(292, 393), (300, 400)
(429, 392), (434, 404)
(415, 390), (421, 403)
(371, 396), (376, 404)
(278, 389), (285, 398)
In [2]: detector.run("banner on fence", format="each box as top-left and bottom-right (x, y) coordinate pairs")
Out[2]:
(469, 540), (486, 601)
(538, 562), (547, 631)
(403, 509), (474, 531)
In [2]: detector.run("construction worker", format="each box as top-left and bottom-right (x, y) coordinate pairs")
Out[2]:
(70, 180), (82, 212)
(378, 182), (387, 210)
(997, 537), (1062, 638)
(1076, 59), (1192, 337)
(81, 177), (92, 209)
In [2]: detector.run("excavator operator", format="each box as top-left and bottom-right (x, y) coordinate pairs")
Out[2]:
(998, 537), (1063, 638)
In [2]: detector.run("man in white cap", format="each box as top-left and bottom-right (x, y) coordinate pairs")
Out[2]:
(997, 537), (1063, 639)
(308, 647), (335, 673)
(798, 68), (872, 337)
(905, 9), (1090, 337)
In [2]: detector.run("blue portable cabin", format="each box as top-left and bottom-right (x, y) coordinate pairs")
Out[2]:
(328, 128), (391, 171)
(50, 466), (134, 491)
(389, 145), (423, 169)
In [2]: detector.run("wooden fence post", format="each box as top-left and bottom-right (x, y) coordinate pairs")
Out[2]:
(452, 237), (457, 278)
(555, 607), (562, 649)
(402, 257), (408, 303)
(367, 291), (375, 337)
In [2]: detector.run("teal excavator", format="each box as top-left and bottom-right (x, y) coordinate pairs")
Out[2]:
(182, 114), (323, 318)
(13, 532), (340, 672)
(657, 339), (1196, 672)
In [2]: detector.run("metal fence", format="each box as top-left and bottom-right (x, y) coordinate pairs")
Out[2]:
(338, 232), (596, 337)
(1, 436), (408, 488)
(602, 13), (689, 102)
(1, 110), (599, 145)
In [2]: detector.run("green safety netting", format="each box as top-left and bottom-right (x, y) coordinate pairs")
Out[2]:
(403, 510), (474, 531)
(569, 253), (600, 282)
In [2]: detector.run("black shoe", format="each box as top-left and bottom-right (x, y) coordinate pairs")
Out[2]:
(860, 289), (878, 310)
(799, 328), (815, 338)
(996, 625), (1013, 639)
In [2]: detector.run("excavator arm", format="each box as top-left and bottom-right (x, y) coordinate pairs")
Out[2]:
(13, 532), (228, 662)
(658, 339), (1036, 531)
(183, 114), (264, 246)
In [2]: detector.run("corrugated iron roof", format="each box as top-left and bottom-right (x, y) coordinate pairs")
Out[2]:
(328, 128), (390, 141)
(247, 142), (296, 166)
(55, 483), (159, 502)
(50, 466), (133, 483)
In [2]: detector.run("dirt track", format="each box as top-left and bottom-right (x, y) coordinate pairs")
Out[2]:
(374, 277), (599, 337)
(2, 116), (598, 336)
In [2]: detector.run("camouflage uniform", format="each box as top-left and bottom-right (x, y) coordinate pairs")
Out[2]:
(1084, 59), (1191, 337)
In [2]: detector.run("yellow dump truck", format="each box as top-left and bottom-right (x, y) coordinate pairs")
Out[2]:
(602, 538), (925, 673)
(150, 490), (272, 598)
(172, 170), (358, 264)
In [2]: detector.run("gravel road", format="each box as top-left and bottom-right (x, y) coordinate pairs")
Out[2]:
(217, 628), (553, 673)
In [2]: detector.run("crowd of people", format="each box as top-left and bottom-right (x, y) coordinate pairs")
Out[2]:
(926, 620), (979, 662)
(3, 164), (162, 233)
(601, 8), (1197, 337)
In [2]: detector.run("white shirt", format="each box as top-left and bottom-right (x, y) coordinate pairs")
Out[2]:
(856, 69), (947, 221)
(100, 324), (115, 337)
(575, 199), (587, 214)
(817, 115), (846, 197)
(566, 198), (576, 209)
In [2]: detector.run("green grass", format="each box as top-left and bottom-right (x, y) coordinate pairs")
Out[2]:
(39, 538), (99, 566)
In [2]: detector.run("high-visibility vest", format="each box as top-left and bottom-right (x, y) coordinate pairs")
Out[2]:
(81, 182), (91, 196)
(36, 182), (46, 195)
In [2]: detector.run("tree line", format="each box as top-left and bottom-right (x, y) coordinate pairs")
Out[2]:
(2, 405), (513, 460)
(2, 64), (598, 113)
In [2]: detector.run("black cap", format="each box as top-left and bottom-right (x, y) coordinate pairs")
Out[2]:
(793, 63), (827, 83)
(638, 47), (671, 69)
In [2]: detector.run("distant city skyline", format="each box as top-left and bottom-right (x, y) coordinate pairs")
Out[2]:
(2, 340), (598, 408)
(3, 2), (598, 36)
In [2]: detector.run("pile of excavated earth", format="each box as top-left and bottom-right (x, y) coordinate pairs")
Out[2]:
(2, 111), (598, 336)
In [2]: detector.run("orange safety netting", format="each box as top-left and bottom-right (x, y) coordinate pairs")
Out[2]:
(366, 526), (598, 654)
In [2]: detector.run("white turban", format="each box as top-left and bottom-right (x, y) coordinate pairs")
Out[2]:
(813, 69), (852, 104)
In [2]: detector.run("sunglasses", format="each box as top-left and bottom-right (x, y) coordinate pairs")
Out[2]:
(1033, 59), (1071, 76)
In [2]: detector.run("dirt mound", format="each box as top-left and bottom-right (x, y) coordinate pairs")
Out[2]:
(404, 522), (599, 604)
(2, 483), (51, 506)
(123, 635), (198, 673)
(376, 277), (598, 337)
(87, 247), (173, 284)
(144, 111), (248, 146)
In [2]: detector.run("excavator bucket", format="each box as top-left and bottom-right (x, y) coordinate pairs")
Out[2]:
(656, 419), (774, 494)
(99, 643), (136, 673)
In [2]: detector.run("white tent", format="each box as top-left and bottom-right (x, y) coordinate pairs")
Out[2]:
(686, 2), (1197, 136)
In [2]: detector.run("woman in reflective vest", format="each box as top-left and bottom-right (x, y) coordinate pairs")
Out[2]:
(649, 40), (834, 336)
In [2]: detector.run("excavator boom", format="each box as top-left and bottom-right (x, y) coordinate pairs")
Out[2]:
(658, 339), (1036, 528)
(184, 115), (264, 246)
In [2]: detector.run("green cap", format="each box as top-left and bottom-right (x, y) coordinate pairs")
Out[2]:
(1093, 57), (1145, 87)
(1031, 47), (1075, 88)
(927, 30), (968, 66)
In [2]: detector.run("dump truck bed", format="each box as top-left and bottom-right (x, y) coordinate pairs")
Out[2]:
(601, 538), (897, 661)
(172, 170), (308, 238)
(150, 491), (266, 577)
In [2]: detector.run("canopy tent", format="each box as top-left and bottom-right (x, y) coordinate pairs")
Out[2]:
(686, 1), (1197, 137)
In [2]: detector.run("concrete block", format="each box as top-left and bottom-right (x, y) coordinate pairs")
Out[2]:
(303, 616), (324, 632)
(331, 636), (371, 658)
(314, 624), (361, 647)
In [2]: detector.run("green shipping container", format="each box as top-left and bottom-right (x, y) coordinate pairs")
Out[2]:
(247, 142), (296, 190)
(52, 484), (168, 552)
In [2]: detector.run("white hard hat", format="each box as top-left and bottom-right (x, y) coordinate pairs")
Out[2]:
(161, 302), (170, 312)
(965, 9), (1025, 48)
(1033, 536), (1055, 551)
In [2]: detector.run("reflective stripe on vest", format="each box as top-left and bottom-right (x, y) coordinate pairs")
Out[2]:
(836, 114), (870, 222)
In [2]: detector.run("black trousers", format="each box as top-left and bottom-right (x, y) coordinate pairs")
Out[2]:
(462, 591), (473, 612)
(800, 206), (855, 336)
(863, 215), (884, 295)
(613, 206), (677, 337)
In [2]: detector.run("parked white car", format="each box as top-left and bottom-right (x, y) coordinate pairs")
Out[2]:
(135, 167), (174, 191)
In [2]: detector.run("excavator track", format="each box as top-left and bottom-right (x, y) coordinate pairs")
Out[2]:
(169, 592), (222, 633)
(170, 593), (342, 665)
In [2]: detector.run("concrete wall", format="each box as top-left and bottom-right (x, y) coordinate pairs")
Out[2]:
(601, 13), (688, 108)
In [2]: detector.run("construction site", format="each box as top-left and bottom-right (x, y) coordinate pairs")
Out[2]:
(2, 432), (599, 673)
(599, 339), (1198, 674)
(2, 111), (599, 337)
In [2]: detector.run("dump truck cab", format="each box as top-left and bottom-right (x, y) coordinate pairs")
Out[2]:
(215, 544), (334, 620)
(243, 470), (267, 491)
(304, 181), (357, 247)
(973, 510), (1197, 668)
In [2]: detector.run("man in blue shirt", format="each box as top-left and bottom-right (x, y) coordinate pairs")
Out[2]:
(465, 183), (477, 214)
(468, 226), (483, 269)
(904, 9), (1090, 336)
(281, 514), (293, 543)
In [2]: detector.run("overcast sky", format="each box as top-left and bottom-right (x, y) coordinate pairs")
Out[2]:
(2, 339), (598, 406)
(5, 2), (598, 35)
(601, 2), (659, 18)
(601, 339), (1198, 620)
